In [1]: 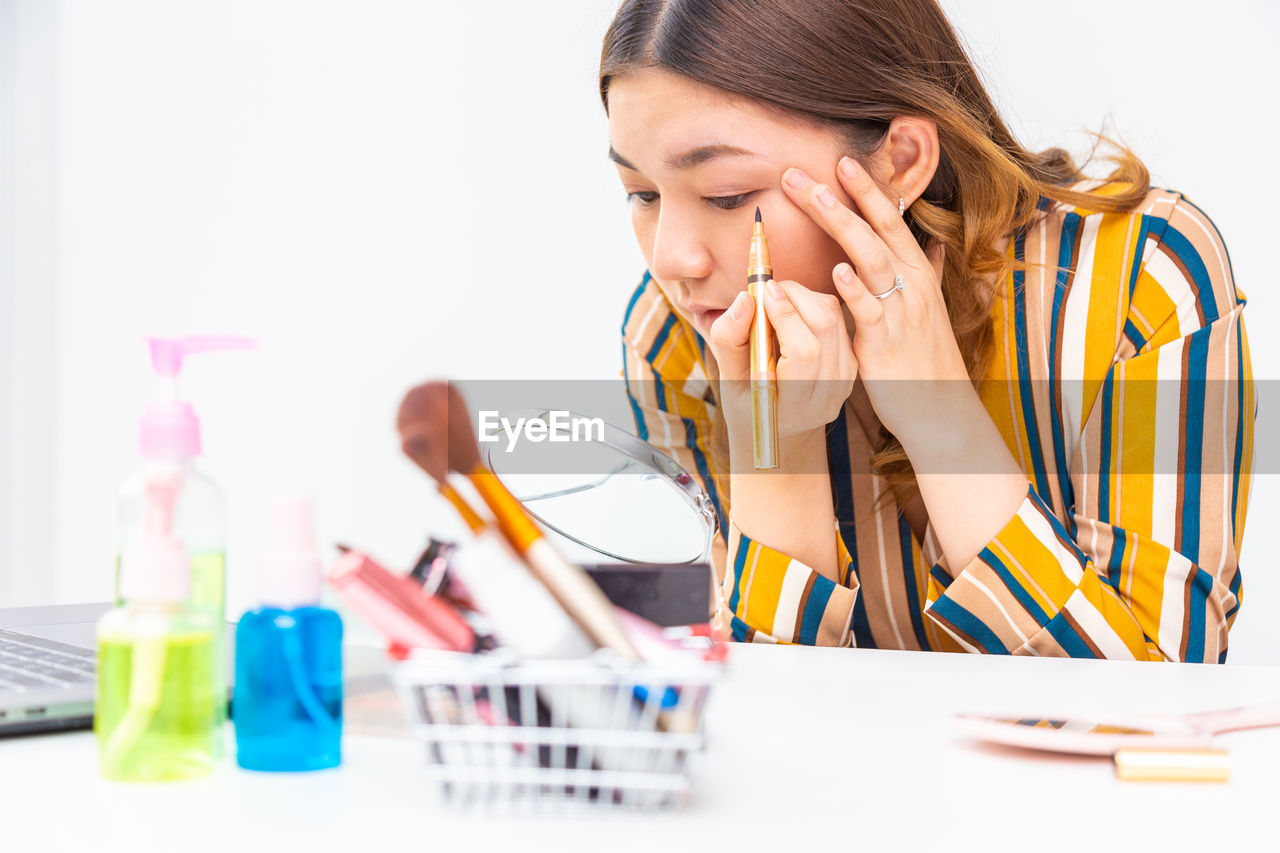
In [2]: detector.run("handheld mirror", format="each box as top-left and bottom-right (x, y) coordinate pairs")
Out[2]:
(482, 409), (718, 565)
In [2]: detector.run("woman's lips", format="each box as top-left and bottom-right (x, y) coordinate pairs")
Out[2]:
(691, 308), (726, 333)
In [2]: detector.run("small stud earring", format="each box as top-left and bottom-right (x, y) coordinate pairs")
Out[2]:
(898, 196), (906, 216)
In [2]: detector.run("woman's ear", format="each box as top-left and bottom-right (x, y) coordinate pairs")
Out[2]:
(871, 117), (940, 207)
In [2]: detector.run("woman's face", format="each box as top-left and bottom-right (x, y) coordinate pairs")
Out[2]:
(607, 67), (853, 335)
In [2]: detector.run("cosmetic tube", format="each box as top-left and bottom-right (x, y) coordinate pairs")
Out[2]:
(328, 550), (476, 654)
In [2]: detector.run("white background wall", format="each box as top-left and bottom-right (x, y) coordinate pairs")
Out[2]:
(2, 1), (1277, 661)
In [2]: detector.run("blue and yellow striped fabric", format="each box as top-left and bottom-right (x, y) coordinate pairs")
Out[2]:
(621, 187), (1253, 661)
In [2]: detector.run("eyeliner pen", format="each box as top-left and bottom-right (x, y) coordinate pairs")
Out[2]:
(748, 207), (779, 469)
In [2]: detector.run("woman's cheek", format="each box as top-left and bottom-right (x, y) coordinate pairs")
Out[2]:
(774, 231), (844, 295)
(630, 214), (657, 269)
(754, 198), (837, 292)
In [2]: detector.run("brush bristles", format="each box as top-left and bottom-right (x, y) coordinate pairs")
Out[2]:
(396, 379), (484, 480)
(755, 206), (761, 223)
(444, 382), (483, 474)
(398, 381), (490, 533)
(396, 382), (452, 483)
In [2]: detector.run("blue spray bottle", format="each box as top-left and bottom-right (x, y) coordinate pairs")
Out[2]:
(233, 496), (342, 771)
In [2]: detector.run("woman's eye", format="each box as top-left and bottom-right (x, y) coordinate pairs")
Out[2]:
(705, 192), (755, 211)
(626, 191), (659, 208)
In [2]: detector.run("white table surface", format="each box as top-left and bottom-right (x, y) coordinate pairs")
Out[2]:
(5, 644), (1280, 852)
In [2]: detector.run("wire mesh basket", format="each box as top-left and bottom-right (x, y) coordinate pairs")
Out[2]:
(391, 637), (725, 812)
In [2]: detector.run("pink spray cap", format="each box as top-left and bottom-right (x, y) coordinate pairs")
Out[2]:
(139, 336), (256, 459)
(258, 495), (323, 609)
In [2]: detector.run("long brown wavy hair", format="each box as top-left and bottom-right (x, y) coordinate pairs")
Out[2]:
(599, 0), (1149, 509)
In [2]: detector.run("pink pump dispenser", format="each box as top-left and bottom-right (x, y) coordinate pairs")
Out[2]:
(116, 335), (256, 754)
(139, 336), (255, 459)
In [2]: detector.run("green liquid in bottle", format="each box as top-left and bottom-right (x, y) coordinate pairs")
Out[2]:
(96, 627), (217, 782)
(189, 551), (227, 753)
(111, 551), (228, 756)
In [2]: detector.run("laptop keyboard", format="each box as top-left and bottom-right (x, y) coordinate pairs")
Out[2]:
(0, 629), (96, 692)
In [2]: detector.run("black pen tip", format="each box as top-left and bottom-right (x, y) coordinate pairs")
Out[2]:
(754, 206), (762, 223)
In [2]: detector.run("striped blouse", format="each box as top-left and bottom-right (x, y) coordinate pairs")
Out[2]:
(621, 186), (1253, 661)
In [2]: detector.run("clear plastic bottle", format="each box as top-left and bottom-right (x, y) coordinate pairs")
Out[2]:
(117, 459), (226, 617)
(115, 336), (255, 753)
(97, 470), (218, 781)
(233, 496), (342, 771)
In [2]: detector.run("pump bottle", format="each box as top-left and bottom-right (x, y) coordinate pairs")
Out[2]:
(116, 335), (255, 748)
(233, 496), (342, 771)
(96, 470), (218, 781)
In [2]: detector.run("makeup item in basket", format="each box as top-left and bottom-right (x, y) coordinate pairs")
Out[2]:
(446, 531), (683, 741)
(328, 549), (475, 657)
(396, 381), (642, 663)
(418, 534), (704, 709)
(427, 532), (602, 774)
(582, 563), (712, 627)
(747, 207), (779, 470)
(409, 549), (711, 629)
(612, 608), (688, 710)
(234, 496), (342, 772)
(447, 529), (595, 660)
(482, 608), (704, 773)
(408, 537), (456, 596)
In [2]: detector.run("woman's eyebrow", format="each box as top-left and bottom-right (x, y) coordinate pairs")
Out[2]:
(608, 143), (764, 172)
(608, 146), (640, 171)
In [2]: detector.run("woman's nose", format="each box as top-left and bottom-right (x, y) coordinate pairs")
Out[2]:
(649, 210), (713, 284)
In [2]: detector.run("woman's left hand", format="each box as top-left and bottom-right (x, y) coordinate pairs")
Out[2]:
(780, 157), (970, 441)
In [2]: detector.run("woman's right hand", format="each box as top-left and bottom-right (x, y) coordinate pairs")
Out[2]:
(707, 279), (856, 450)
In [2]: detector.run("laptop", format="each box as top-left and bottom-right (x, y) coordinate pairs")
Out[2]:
(0, 603), (234, 737)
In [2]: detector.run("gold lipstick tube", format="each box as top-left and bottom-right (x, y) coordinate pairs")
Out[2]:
(748, 209), (779, 469)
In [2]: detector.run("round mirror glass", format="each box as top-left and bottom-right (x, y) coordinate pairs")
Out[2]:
(483, 409), (717, 565)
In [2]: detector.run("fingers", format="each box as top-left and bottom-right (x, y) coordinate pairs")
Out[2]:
(832, 262), (886, 343)
(707, 290), (754, 381)
(762, 281), (821, 366)
(781, 163), (923, 281)
(832, 157), (921, 258)
(715, 280), (862, 389)
(773, 280), (844, 345)
(781, 279), (859, 384)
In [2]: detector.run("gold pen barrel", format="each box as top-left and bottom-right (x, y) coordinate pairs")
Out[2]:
(750, 378), (779, 469)
(748, 213), (779, 470)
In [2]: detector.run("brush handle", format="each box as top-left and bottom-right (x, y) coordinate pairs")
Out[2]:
(467, 468), (642, 663)
(451, 530), (595, 659)
(438, 482), (486, 533)
(523, 539), (643, 662)
(1186, 701), (1280, 735)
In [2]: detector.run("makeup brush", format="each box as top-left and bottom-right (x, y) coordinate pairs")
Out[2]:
(397, 381), (643, 663)
(396, 382), (487, 534)
(397, 387), (597, 660)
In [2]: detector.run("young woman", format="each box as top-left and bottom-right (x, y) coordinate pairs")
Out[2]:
(604, 0), (1253, 660)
